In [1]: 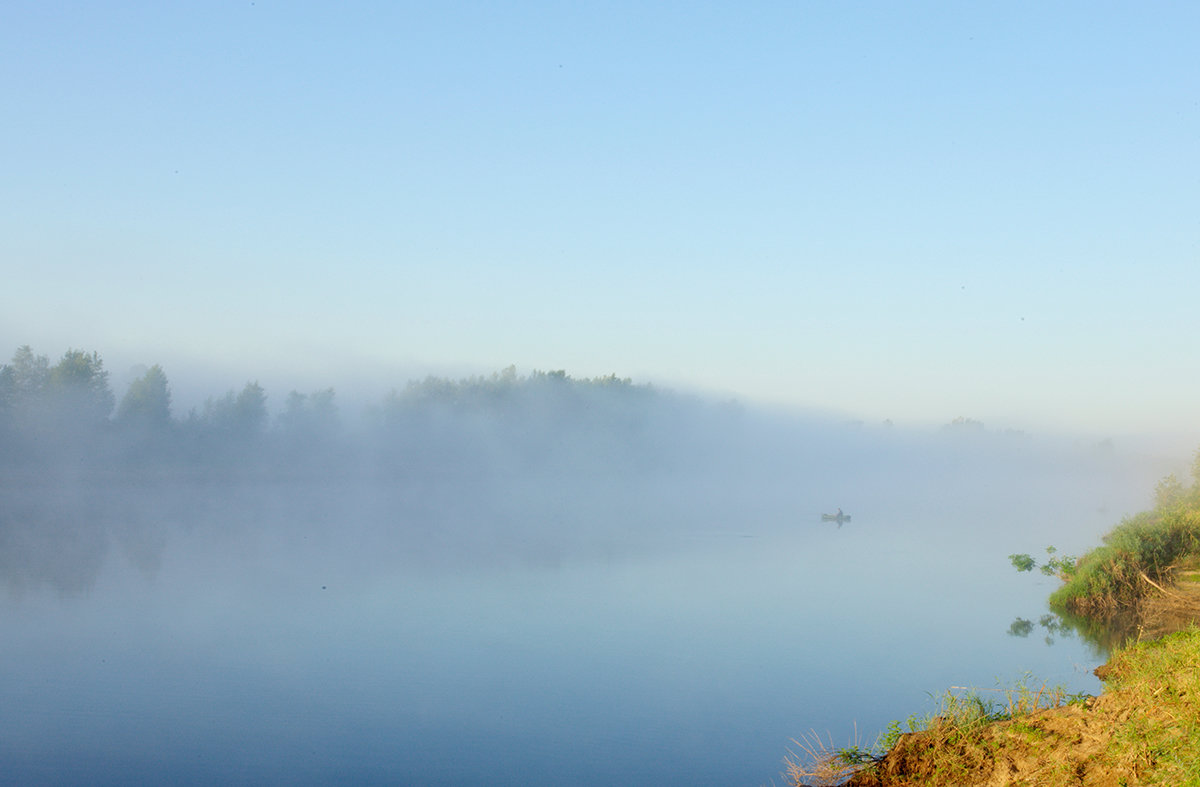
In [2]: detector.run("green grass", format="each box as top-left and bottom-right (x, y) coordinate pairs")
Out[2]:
(1048, 506), (1200, 615)
(1097, 625), (1200, 784)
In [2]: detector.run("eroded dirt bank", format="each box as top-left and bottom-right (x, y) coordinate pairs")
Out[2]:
(846, 694), (1140, 786)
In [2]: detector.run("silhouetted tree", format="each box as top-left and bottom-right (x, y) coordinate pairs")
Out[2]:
(278, 388), (338, 437)
(47, 349), (114, 426)
(7, 345), (50, 400)
(116, 364), (172, 429)
(0, 347), (52, 461)
(0, 346), (49, 428)
(200, 381), (267, 438)
(235, 381), (267, 435)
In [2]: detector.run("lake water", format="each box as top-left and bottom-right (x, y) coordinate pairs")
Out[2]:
(0, 435), (1177, 785)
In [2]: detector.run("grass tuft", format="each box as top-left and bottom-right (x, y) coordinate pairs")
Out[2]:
(781, 727), (878, 786)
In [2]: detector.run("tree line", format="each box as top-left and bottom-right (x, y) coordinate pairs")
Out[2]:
(0, 345), (661, 477)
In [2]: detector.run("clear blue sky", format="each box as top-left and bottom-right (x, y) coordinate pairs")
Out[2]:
(3, 2), (1197, 433)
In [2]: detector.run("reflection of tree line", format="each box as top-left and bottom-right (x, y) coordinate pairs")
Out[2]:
(0, 472), (705, 598)
(0, 485), (157, 597)
(1007, 610), (1142, 655)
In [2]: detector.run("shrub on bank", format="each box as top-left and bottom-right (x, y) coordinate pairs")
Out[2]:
(1048, 491), (1200, 615)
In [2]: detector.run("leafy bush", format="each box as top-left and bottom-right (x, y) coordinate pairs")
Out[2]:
(1009, 553), (1036, 572)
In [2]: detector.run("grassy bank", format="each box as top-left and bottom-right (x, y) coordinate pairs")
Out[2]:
(1008, 456), (1200, 616)
(783, 456), (1200, 786)
(1048, 506), (1200, 615)
(786, 626), (1200, 786)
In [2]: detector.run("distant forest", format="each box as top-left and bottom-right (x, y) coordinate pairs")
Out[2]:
(0, 345), (696, 479)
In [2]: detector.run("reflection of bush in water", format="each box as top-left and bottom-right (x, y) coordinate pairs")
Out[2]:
(1007, 609), (1144, 656)
(1007, 618), (1034, 638)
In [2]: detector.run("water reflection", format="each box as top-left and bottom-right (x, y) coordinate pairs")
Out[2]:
(1007, 608), (1169, 657)
(1006, 613), (1088, 648)
(1, 485), (123, 597)
(1007, 617), (1035, 638)
(0, 432), (1173, 785)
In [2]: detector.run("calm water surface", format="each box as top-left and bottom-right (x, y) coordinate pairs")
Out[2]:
(0, 445), (1167, 785)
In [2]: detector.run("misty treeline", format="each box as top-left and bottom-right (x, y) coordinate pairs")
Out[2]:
(0, 345), (703, 480)
(1, 344), (774, 594)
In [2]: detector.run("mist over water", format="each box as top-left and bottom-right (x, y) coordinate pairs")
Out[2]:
(0, 356), (1180, 785)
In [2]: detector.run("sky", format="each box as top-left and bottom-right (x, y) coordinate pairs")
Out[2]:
(2, 2), (1198, 434)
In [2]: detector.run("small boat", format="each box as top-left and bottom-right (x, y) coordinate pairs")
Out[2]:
(821, 511), (851, 524)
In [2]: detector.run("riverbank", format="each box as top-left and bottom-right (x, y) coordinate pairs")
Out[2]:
(826, 623), (1200, 786)
(785, 463), (1200, 786)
